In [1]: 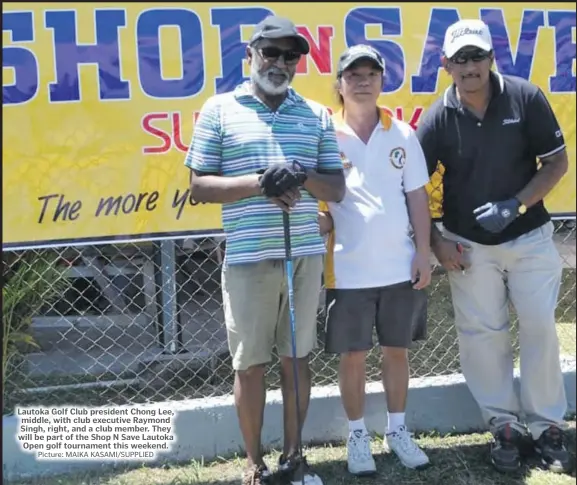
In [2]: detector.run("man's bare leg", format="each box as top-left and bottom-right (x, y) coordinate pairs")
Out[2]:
(234, 365), (267, 468)
(339, 351), (367, 421)
(381, 347), (409, 423)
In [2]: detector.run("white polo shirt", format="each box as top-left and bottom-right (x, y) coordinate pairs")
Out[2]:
(320, 109), (430, 290)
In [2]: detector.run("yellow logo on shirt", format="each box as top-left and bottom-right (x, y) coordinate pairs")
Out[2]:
(389, 147), (406, 169)
(340, 151), (353, 169)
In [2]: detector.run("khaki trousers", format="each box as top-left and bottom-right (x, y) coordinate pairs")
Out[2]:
(444, 221), (567, 439)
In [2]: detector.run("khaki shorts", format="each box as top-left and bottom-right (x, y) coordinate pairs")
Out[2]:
(221, 255), (323, 371)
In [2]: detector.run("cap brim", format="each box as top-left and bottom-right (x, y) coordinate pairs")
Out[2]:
(258, 32), (310, 54)
(340, 53), (384, 73)
(445, 37), (492, 58)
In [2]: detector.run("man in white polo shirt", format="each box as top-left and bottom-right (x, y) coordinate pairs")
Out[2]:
(319, 45), (433, 476)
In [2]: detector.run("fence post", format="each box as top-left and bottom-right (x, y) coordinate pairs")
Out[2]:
(159, 239), (183, 354)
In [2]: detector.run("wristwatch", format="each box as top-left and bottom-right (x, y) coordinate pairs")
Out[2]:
(515, 197), (527, 215)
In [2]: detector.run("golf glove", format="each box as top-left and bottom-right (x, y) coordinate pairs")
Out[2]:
(473, 198), (521, 233)
(258, 161), (308, 198)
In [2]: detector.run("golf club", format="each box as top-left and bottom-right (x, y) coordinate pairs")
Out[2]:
(282, 210), (306, 485)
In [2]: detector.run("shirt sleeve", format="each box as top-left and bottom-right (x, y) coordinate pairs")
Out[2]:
(415, 107), (441, 177)
(184, 97), (223, 174)
(317, 109), (345, 173)
(403, 128), (431, 193)
(525, 87), (566, 159)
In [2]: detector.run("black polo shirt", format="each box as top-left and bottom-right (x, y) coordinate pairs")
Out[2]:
(416, 71), (566, 245)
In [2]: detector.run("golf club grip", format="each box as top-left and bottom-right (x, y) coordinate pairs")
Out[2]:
(282, 211), (292, 260)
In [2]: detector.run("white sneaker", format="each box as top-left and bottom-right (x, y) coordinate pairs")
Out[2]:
(384, 425), (430, 469)
(347, 429), (377, 475)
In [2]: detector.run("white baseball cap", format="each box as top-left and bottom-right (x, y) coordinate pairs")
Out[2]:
(443, 19), (493, 59)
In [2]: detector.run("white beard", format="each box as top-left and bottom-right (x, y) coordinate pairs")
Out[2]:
(250, 62), (290, 95)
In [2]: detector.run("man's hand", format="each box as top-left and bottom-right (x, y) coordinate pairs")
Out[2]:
(411, 251), (432, 289)
(432, 237), (471, 272)
(258, 161), (307, 198)
(318, 211), (333, 235)
(269, 187), (301, 213)
(473, 198), (520, 233)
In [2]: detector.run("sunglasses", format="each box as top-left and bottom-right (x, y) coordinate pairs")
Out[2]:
(257, 46), (302, 65)
(450, 50), (491, 64)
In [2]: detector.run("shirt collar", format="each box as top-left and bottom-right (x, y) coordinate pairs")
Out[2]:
(233, 81), (303, 107)
(332, 106), (392, 132)
(443, 71), (505, 109)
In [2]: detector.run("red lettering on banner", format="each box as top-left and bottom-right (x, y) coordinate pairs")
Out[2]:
(172, 112), (188, 152)
(406, 107), (424, 130)
(142, 111), (201, 154)
(172, 111), (201, 152)
(296, 26), (334, 75)
(141, 108), (422, 155)
(141, 113), (171, 154)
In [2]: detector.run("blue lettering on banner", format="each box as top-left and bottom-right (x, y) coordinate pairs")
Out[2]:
(211, 7), (273, 94)
(3, 6), (575, 103)
(481, 9), (545, 81)
(411, 8), (460, 93)
(548, 11), (576, 93)
(137, 9), (205, 99)
(2, 11), (39, 105)
(45, 9), (130, 103)
(344, 7), (404, 93)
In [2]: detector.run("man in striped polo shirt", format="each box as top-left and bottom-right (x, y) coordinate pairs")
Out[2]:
(185, 15), (345, 485)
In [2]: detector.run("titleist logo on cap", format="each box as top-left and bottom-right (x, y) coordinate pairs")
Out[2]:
(451, 27), (484, 42)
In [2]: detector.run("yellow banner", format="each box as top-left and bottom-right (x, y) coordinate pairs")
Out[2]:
(3, 3), (575, 250)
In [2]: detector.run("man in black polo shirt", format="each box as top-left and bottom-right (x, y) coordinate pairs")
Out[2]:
(416, 19), (571, 475)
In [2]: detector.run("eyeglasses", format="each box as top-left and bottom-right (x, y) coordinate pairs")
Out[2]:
(450, 50), (491, 64)
(257, 46), (302, 65)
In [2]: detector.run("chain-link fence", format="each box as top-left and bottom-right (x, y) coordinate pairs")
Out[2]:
(2, 220), (575, 415)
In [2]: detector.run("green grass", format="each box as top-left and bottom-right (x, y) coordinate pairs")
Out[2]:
(6, 421), (576, 485)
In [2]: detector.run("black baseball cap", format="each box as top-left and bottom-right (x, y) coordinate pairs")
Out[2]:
(337, 44), (385, 76)
(249, 16), (310, 55)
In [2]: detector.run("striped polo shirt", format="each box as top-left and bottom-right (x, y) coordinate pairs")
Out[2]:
(184, 81), (343, 265)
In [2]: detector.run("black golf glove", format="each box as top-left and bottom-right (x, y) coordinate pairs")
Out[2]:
(473, 198), (521, 233)
(258, 161), (308, 198)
